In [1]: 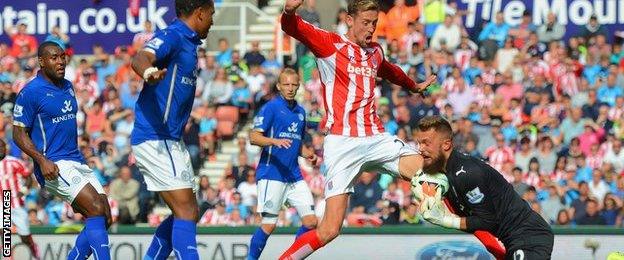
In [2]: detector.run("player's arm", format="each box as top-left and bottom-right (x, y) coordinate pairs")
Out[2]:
(249, 105), (291, 149)
(12, 90), (59, 181)
(131, 29), (179, 85)
(378, 56), (437, 95)
(281, 0), (336, 58)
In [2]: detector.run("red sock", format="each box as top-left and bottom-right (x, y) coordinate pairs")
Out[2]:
(279, 230), (324, 260)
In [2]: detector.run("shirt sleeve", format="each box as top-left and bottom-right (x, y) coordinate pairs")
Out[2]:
(459, 162), (499, 233)
(12, 88), (36, 129)
(143, 29), (179, 63)
(281, 13), (337, 58)
(377, 47), (418, 92)
(253, 103), (273, 133)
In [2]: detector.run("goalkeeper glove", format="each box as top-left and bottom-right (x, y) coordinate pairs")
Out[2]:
(420, 196), (461, 230)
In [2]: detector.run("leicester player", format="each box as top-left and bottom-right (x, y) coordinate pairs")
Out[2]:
(247, 68), (318, 260)
(13, 41), (112, 260)
(130, 0), (214, 259)
(414, 116), (553, 260)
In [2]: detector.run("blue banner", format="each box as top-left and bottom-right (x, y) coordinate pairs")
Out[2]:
(456, 0), (624, 41)
(0, 0), (176, 54)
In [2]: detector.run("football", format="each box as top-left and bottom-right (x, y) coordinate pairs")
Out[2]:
(416, 172), (449, 198)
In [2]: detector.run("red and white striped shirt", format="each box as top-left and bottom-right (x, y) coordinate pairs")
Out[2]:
(0, 156), (31, 209)
(484, 146), (515, 172)
(608, 105), (624, 121)
(282, 13), (418, 137)
(586, 153), (604, 170)
(199, 209), (229, 226)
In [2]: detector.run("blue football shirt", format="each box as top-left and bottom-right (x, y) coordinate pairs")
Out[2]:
(13, 73), (85, 185)
(131, 19), (202, 145)
(253, 96), (306, 183)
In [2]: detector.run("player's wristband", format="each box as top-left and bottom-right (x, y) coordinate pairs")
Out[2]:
(143, 67), (159, 81)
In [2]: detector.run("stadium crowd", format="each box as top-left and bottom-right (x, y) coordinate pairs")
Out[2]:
(1, 0), (624, 230)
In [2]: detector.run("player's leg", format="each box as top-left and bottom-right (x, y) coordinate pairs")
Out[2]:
(45, 161), (109, 260)
(12, 207), (40, 259)
(278, 194), (349, 260)
(248, 180), (286, 260)
(135, 140), (199, 260)
(159, 188), (200, 259)
(71, 184), (111, 260)
(286, 180), (317, 238)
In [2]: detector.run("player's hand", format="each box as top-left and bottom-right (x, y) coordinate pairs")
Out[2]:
(420, 196), (461, 229)
(284, 0), (303, 14)
(39, 159), (59, 181)
(272, 138), (292, 149)
(306, 153), (318, 166)
(412, 74), (437, 96)
(146, 68), (167, 85)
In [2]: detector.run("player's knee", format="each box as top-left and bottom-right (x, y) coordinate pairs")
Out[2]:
(317, 225), (340, 242)
(301, 216), (317, 229)
(173, 205), (200, 222)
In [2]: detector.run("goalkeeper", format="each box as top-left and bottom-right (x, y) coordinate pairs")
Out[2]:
(412, 115), (553, 260)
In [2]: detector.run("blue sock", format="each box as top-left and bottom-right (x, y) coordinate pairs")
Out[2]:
(171, 218), (199, 260)
(144, 215), (174, 260)
(295, 226), (312, 239)
(248, 227), (270, 260)
(67, 229), (91, 260)
(85, 216), (111, 260)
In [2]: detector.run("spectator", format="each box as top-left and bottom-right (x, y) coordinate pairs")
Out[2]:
(350, 172), (383, 214)
(478, 12), (510, 60)
(508, 11), (537, 49)
(199, 200), (229, 226)
(604, 139), (624, 173)
(430, 15), (461, 52)
(494, 38), (519, 73)
(45, 26), (70, 50)
(541, 184), (566, 224)
(589, 169), (610, 202)
(511, 167), (530, 196)
(577, 198), (607, 225)
(597, 73), (623, 107)
(225, 192), (250, 220)
(237, 169), (257, 208)
(202, 68), (233, 105)
(243, 41), (266, 67)
(484, 133), (515, 173)
(216, 38), (233, 66)
(385, 0), (419, 42)
(579, 15), (608, 41)
(132, 20), (154, 49)
(334, 8), (348, 35)
(556, 209), (572, 226)
(400, 202), (420, 224)
(5, 23), (38, 58)
(537, 13), (566, 43)
(109, 166), (140, 223)
(570, 181), (590, 222)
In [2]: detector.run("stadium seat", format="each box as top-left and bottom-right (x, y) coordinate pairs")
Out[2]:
(216, 120), (236, 139)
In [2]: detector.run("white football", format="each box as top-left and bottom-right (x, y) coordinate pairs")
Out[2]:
(415, 172), (449, 197)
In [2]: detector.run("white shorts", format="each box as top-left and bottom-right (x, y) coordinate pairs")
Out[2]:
(256, 179), (315, 221)
(46, 160), (105, 204)
(0, 206), (30, 236)
(323, 133), (419, 198)
(133, 140), (194, 191)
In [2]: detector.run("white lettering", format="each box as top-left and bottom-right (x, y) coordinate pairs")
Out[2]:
(148, 0), (169, 29)
(17, 10), (36, 34)
(48, 9), (68, 32)
(51, 114), (76, 124)
(463, 0), (481, 28)
(569, 0), (593, 25)
(37, 3), (46, 34)
(595, 0), (617, 23)
(277, 132), (302, 140)
(96, 8), (116, 33)
(620, 0), (624, 23)
(503, 1), (525, 26)
(2, 7), (18, 33)
(181, 76), (196, 86)
(482, 0), (493, 20)
(79, 8), (97, 34)
(126, 8), (147, 33)
(347, 63), (377, 77)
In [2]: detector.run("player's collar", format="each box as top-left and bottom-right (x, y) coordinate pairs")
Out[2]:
(277, 95), (297, 109)
(173, 19), (201, 44)
(445, 150), (460, 173)
(35, 72), (70, 90)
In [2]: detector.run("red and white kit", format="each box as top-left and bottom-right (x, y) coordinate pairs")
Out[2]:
(0, 156), (32, 235)
(282, 13), (420, 198)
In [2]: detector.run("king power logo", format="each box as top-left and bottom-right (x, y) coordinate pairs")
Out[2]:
(61, 100), (72, 113)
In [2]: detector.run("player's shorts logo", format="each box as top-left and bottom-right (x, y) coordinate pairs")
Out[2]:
(72, 176), (81, 185)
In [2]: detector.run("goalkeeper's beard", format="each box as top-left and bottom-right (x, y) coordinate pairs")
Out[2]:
(423, 151), (446, 173)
